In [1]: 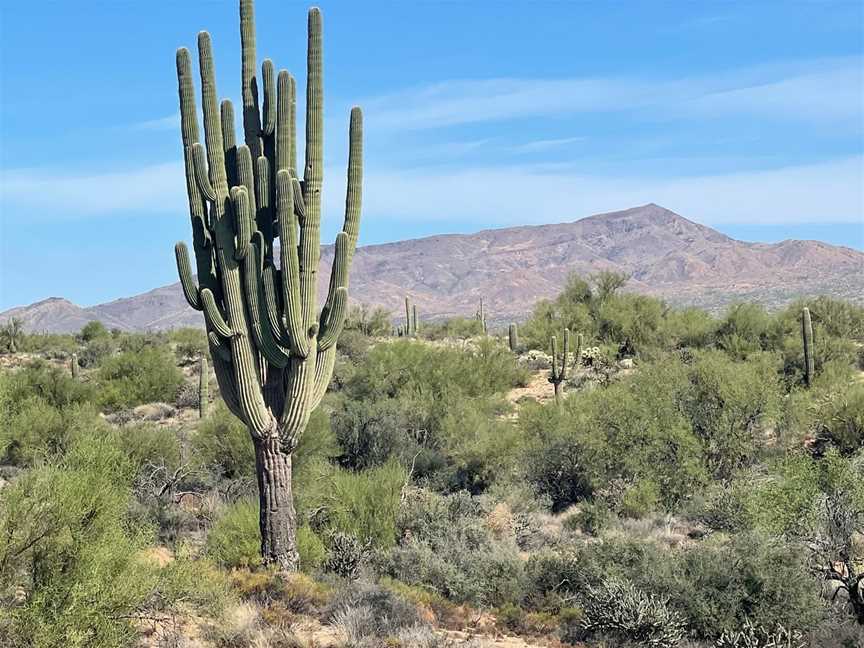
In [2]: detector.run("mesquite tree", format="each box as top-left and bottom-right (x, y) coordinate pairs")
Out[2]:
(173, 0), (362, 570)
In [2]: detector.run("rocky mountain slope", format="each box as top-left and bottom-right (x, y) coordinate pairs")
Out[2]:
(3, 204), (862, 332)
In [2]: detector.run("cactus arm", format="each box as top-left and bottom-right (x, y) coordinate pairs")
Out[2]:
(342, 107), (363, 258)
(276, 170), (310, 357)
(240, 0), (262, 158)
(208, 331), (231, 361)
(318, 232), (349, 345)
(300, 9), (323, 329)
(405, 297), (411, 335)
(550, 335), (559, 382)
(192, 142), (217, 202)
(318, 288), (347, 351)
(276, 70), (293, 173)
(262, 263), (291, 345)
(253, 155), (274, 256)
(201, 288), (234, 338)
(175, 242), (202, 310)
(310, 345), (338, 410)
(242, 233), (291, 368)
(221, 99), (238, 188)
(261, 59), (276, 136)
(413, 304), (418, 334)
(291, 176), (306, 221)
(562, 328), (570, 380)
(289, 75), (297, 174)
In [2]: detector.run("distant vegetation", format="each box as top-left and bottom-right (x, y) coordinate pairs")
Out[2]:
(1, 272), (862, 646)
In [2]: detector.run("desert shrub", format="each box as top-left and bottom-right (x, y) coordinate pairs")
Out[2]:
(18, 332), (78, 357)
(580, 578), (686, 648)
(97, 347), (184, 410)
(810, 379), (864, 455)
(0, 431), (225, 648)
(175, 380), (200, 409)
(0, 399), (105, 467)
(649, 532), (823, 640)
(665, 307), (717, 349)
(681, 350), (782, 479)
(337, 329), (371, 361)
(1, 361), (95, 409)
(331, 397), (423, 471)
(326, 580), (424, 644)
(565, 503), (612, 536)
(169, 327), (208, 361)
(344, 304), (393, 337)
(716, 303), (774, 358)
(323, 531), (371, 579)
(206, 499), (261, 569)
(192, 401), (255, 481)
(79, 319), (109, 342)
(418, 316), (485, 340)
(299, 459), (405, 549)
(297, 525), (327, 571)
(78, 335), (115, 367)
(379, 489), (525, 606)
(522, 360), (706, 511)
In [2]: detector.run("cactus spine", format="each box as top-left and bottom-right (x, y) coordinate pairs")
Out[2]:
(172, 0), (362, 571)
(548, 328), (570, 404)
(71, 353), (79, 379)
(199, 355), (209, 418)
(802, 307), (814, 387)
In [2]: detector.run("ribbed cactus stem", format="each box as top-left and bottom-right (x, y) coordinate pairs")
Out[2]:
(71, 353), (79, 379)
(199, 355), (209, 418)
(575, 333), (583, 368)
(172, 1), (362, 572)
(548, 328), (570, 405)
(508, 323), (518, 352)
(802, 307), (815, 387)
(413, 304), (419, 334)
(405, 297), (414, 336)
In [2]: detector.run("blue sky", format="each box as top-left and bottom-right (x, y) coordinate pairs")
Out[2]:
(1, 0), (862, 309)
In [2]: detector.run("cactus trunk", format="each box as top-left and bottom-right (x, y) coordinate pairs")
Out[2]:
(254, 437), (299, 571)
(548, 328), (569, 405)
(802, 307), (814, 387)
(173, 0), (362, 570)
(199, 355), (209, 418)
(71, 353), (79, 379)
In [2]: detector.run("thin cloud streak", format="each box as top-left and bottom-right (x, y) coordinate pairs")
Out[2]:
(363, 57), (862, 130)
(2, 157), (861, 228)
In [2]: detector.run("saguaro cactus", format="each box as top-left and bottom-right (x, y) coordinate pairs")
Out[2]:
(70, 353), (79, 379)
(574, 333), (583, 367)
(173, 0), (362, 570)
(802, 307), (814, 387)
(548, 328), (570, 404)
(199, 355), (209, 418)
(508, 323), (518, 352)
(476, 298), (487, 334)
(413, 304), (419, 335)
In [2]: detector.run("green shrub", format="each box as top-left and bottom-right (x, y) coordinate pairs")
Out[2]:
(0, 431), (225, 648)
(97, 347), (184, 410)
(299, 459), (405, 549)
(169, 327), (208, 362)
(79, 320), (109, 342)
(380, 489), (525, 607)
(192, 401), (256, 481)
(206, 499), (261, 569)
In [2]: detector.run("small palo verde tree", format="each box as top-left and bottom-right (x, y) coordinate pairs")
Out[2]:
(172, 0), (362, 570)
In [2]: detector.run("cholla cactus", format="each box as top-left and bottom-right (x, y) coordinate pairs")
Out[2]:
(582, 578), (685, 648)
(802, 307), (814, 387)
(714, 618), (805, 648)
(172, 0), (362, 570)
(581, 345), (602, 367)
(548, 328), (570, 404)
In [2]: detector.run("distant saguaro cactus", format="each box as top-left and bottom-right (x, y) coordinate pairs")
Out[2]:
(476, 298), (487, 334)
(574, 333), (583, 367)
(404, 297), (418, 336)
(802, 307), (815, 387)
(71, 353), (79, 379)
(413, 304), (419, 334)
(548, 328), (570, 404)
(199, 355), (209, 418)
(172, 0), (363, 570)
(508, 323), (518, 352)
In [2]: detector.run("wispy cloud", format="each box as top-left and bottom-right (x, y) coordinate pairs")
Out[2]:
(133, 113), (181, 131)
(362, 57), (862, 131)
(3, 156), (861, 228)
(513, 137), (586, 153)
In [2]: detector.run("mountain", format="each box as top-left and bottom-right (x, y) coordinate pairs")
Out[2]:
(3, 204), (862, 333)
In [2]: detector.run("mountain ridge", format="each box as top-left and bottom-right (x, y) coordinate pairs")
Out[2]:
(3, 204), (862, 333)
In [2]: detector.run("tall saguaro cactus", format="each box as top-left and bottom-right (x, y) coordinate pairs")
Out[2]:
(173, 0), (362, 570)
(548, 328), (570, 404)
(802, 307), (814, 387)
